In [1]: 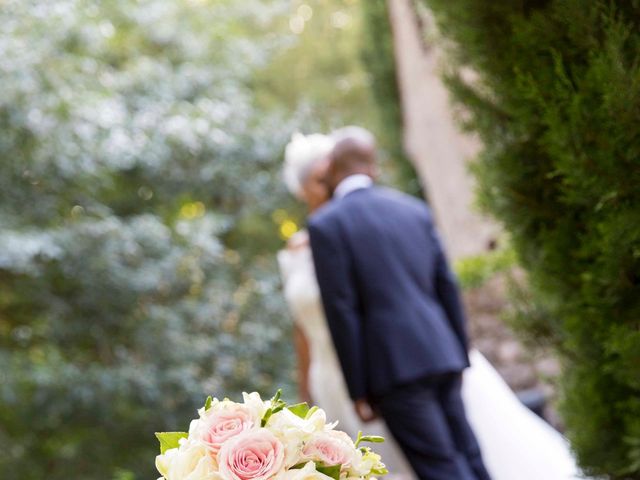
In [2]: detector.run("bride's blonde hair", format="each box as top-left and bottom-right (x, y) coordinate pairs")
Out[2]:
(283, 132), (334, 199)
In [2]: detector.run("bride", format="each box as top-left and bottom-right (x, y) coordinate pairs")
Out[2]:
(278, 132), (581, 480)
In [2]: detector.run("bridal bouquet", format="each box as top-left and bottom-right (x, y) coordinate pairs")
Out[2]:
(155, 391), (388, 480)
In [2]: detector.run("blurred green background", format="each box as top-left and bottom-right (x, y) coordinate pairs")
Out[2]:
(0, 1), (407, 478)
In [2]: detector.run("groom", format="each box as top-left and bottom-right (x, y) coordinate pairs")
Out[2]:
(308, 127), (491, 480)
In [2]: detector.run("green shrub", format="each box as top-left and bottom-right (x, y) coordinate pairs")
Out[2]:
(0, 2), (295, 478)
(454, 247), (516, 290)
(424, 0), (640, 476)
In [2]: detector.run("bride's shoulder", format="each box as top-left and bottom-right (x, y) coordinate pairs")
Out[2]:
(277, 230), (311, 273)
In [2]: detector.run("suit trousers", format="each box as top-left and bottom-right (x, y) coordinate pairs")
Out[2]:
(373, 373), (491, 480)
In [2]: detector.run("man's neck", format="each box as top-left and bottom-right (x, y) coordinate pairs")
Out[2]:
(333, 174), (373, 199)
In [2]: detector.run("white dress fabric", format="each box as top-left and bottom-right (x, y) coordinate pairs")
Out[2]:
(278, 238), (581, 480)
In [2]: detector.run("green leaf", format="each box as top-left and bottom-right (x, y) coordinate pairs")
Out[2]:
(359, 435), (385, 444)
(316, 464), (342, 480)
(261, 411), (272, 427)
(287, 402), (310, 419)
(371, 466), (389, 476)
(262, 389), (288, 426)
(271, 389), (282, 404)
(155, 432), (188, 454)
(355, 431), (385, 448)
(204, 396), (212, 411)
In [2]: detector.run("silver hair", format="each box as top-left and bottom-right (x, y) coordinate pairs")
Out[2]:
(283, 132), (334, 199)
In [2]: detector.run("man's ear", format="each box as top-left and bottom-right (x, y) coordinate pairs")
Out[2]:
(326, 161), (340, 194)
(369, 164), (381, 181)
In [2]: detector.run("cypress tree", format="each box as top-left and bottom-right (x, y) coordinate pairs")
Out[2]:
(424, 0), (640, 476)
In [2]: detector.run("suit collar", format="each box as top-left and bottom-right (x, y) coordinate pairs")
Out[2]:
(333, 174), (373, 199)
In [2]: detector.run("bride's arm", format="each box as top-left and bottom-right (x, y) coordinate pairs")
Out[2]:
(294, 323), (312, 404)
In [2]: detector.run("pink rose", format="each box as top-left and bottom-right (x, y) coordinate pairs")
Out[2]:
(218, 429), (285, 480)
(199, 407), (255, 456)
(303, 431), (354, 467)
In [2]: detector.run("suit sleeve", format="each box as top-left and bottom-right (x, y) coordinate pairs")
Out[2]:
(427, 215), (470, 355)
(308, 221), (367, 400)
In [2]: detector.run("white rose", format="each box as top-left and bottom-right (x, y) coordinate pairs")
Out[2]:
(156, 440), (220, 480)
(198, 398), (237, 416)
(242, 391), (269, 423)
(348, 448), (385, 478)
(278, 462), (334, 480)
(267, 408), (327, 466)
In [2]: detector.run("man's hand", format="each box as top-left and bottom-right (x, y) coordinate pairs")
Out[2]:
(354, 398), (378, 423)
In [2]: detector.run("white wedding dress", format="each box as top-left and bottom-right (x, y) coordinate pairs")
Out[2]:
(278, 237), (581, 480)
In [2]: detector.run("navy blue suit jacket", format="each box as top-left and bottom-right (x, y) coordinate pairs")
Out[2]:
(308, 186), (470, 400)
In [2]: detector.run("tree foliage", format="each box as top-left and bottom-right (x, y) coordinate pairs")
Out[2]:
(424, 0), (640, 476)
(0, 0), (417, 478)
(0, 1), (296, 478)
(256, 1), (376, 130)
